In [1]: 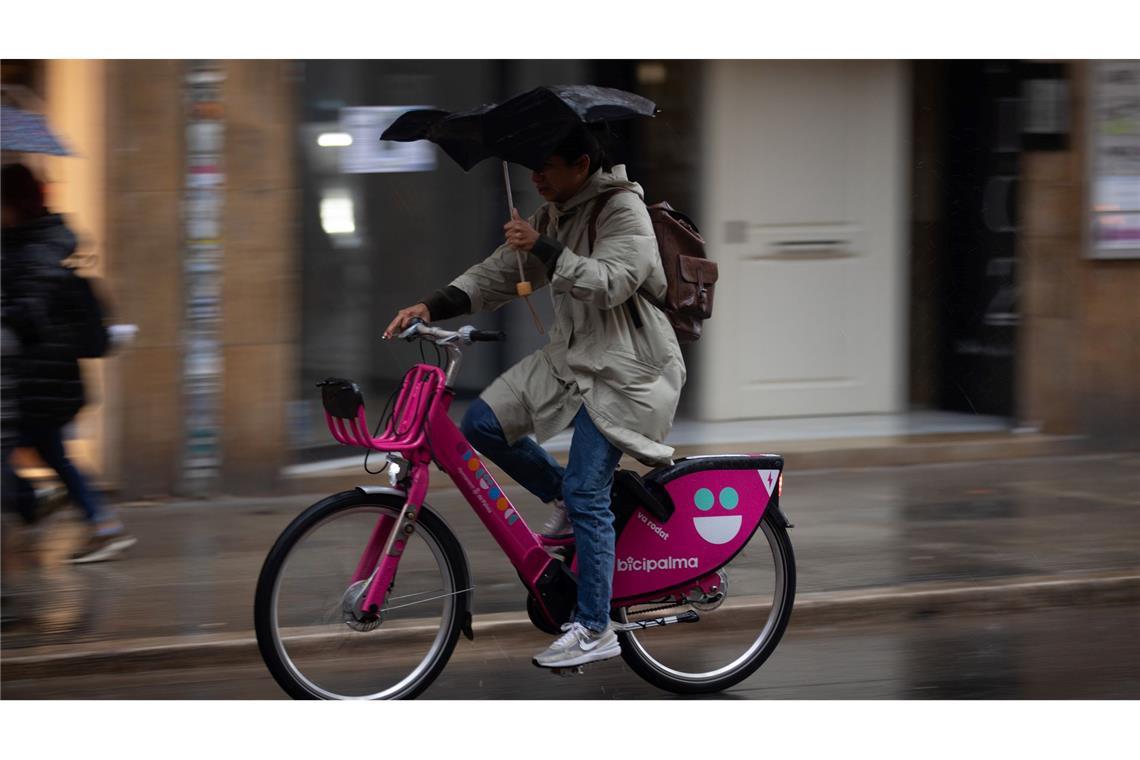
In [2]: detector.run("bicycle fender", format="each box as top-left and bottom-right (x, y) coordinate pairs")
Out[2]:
(768, 497), (794, 529)
(355, 485), (408, 499)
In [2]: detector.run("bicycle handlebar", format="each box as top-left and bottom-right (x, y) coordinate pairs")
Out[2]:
(394, 319), (506, 345)
(468, 329), (506, 342)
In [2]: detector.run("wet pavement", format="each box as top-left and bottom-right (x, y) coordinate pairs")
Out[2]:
(2, 453), (1138, 654)
(4, 603), (1137, 699)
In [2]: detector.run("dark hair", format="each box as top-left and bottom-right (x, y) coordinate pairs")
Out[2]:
(1, 163), (47, 222)
(549, 124), (612, 176)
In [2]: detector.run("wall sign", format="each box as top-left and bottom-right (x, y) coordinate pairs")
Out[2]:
(182, 60), (225, 492)
(339, 106), (436, 174)
(1088, 60), (1140, 259)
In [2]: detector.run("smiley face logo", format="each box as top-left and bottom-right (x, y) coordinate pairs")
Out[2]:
(692, 487), (743, 545)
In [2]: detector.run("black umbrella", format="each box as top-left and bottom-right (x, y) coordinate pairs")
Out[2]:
(381, 84), (657, 195)
(381, 85), (658, 333)
(380, 104), (495, 171)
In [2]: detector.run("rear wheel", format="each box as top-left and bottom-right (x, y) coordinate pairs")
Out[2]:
(254, 491), (471, 700)
(616, 510), (796, 694)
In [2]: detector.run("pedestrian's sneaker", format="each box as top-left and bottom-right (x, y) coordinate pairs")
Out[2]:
(540, 499), (572, 539)
(532, 621), (620, 669)
(66, 531), (138, 564)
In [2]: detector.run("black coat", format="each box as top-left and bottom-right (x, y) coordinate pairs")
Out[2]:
(1, 215), (86, 427)
(1, 323), (20, 451)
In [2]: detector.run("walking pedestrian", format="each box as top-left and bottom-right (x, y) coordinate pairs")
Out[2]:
(1, 162), (135, 563)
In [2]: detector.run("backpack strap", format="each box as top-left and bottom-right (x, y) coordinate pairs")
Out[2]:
(586, 188), (648, 329)
(586, 188), (633, 254)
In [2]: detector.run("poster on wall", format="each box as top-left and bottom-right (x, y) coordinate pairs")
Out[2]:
(1088, 60), (1140, 259)
(181, 60), (225, 492)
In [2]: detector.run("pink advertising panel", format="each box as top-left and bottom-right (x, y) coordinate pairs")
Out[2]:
(610, 463), (781, 601)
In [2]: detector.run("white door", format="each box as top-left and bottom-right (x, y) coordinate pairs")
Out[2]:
(697, 60), (909, 420)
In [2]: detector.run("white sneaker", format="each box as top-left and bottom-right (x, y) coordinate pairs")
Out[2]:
(65, 532), (138, 564)
(539, 498), (573, 538)
(532, 621), (621, 668)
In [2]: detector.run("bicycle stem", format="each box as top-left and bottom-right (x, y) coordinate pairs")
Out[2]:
(442, 342), (463, 387)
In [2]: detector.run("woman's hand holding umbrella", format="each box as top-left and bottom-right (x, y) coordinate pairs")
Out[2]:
(504, 209), (538, 252)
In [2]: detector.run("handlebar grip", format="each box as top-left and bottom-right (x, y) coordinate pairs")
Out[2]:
(469, 330), (506, 342)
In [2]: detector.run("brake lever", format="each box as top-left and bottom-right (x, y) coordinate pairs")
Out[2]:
(397, 318), (425, 341)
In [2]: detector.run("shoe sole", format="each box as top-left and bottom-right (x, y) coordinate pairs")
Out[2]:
(66, 536), (138, 564)
(532, 640), (621, 669)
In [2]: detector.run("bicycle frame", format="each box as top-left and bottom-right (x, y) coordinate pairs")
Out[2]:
(332, 363), (564, 623)
(326, 344), (784, 628)
(264, 323), (794, 699)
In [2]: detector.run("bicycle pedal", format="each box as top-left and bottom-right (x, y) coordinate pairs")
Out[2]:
(549, 665), (585, 677)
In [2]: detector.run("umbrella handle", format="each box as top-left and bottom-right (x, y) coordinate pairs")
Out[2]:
(503, 160), (543, 335)
(503, 160), (528, 285)
(502, 160), (514, 214)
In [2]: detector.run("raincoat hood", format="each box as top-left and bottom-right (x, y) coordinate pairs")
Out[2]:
(548, 165), (645, 220)
(2, 214), (78, 264)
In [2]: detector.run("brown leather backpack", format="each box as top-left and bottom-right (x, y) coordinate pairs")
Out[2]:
(588, 189), (717, 343)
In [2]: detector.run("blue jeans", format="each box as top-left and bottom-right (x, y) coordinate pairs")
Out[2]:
(461, 398), (622, 632)
(1, 423), (107, 526)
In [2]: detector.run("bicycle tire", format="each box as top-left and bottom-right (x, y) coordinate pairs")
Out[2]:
(254, 490), (471, 700)
(616, 509), (796, 695)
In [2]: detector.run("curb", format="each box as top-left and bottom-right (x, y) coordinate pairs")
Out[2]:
(3, 572), (1136, 682)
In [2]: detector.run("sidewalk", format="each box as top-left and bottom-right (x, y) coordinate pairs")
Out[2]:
(3, 450), (1138, 680)
(282, 410), (1087, 494)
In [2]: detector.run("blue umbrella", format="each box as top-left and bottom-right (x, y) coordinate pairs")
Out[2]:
(1, 104), (72, 156)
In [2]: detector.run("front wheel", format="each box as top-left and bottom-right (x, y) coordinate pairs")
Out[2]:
(616, 509), (796, 695)
(254, 491), (471, 700)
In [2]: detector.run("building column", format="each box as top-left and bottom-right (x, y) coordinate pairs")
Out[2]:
(1017, 61), (1140, 444)
(219, 61), (299, 494)
(104, 60), (186, 498)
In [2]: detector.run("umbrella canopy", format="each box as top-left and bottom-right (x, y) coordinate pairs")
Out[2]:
(380, 104), (494, 171)
(0, 104), (71, 156)
(380, 85), (656, 172)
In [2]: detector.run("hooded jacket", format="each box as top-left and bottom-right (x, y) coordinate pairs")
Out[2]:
(1, 214), (86, 426)
(445, 165), (685, 465)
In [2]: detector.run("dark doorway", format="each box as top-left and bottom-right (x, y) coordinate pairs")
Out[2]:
(938, 61), (1021, 416)
(911, 61), (1022, 418)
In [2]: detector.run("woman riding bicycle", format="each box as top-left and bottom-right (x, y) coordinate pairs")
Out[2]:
(384, 125), (685, 669)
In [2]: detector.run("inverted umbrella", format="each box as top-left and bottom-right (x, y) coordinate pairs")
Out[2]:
(1, 104), (72, 156)
(382, 84), (656, 175)
(380, 104), (494, 171)
(381, 85), (658, 332)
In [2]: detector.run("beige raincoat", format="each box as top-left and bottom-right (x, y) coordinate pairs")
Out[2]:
(450, 166), (685, 466)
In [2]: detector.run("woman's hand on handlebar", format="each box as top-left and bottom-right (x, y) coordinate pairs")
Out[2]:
(383, 303), (431, 340)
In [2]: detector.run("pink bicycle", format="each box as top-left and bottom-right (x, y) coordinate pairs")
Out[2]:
(254, 321), (796, 699)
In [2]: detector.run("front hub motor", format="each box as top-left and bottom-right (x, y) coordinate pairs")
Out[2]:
(342, 579), (382, 632)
